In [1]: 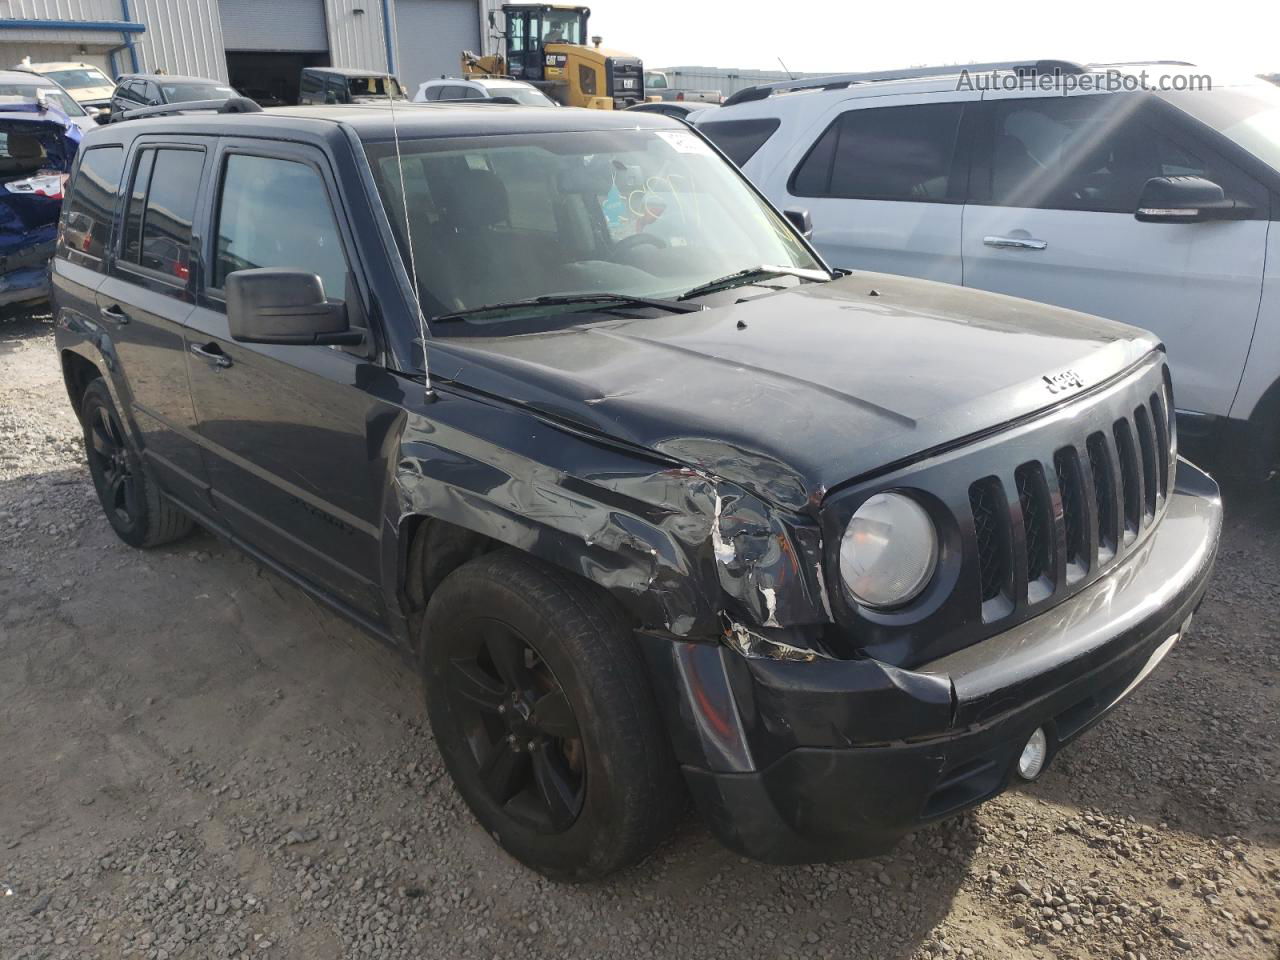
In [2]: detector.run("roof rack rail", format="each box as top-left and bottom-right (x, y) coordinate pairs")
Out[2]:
(119, 96), (262, 121)
(721, 60), (1088, 107)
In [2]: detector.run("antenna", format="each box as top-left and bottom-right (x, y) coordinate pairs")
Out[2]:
(386, 89), (434, 399)
(777, 56), (796, 80)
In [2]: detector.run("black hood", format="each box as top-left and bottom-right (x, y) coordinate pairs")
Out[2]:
(429, 272), (1161, 512)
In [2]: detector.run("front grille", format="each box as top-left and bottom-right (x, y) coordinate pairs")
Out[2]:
(967, 381), (1173, 619)
(969, 478), (1009, 602)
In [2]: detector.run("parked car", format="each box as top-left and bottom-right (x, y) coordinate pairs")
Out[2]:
(644, 70), (722, 104)
(52, 104), (1220, 880)
(1, 82), (82, 312)
(17, 60), (114, 122)
(110, 74), (239, 122)
(299, 67), (405, 105)
(1, 69), (98, 135)
(699, 60), (1280, 475)
(414, 77), (555, 106)
(624, 100), (713, 120)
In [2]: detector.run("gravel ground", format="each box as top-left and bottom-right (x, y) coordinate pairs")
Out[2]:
(1, 310), (1277, 960)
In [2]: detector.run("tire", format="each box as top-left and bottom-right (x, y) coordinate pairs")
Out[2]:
(421, 549), (684, 881)
(81, 378), (194, 549)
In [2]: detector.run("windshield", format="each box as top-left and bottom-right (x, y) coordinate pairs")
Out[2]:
(493, 85), (555, 106)
(0, 82), (85, 116)
(539, 10), (584, 45)
(349, 76), (404, 99)
(1163, 84), (1280, 173)
(645, 72), (669, 90)
(44, 67), (111, 91)
(160, 81), (236, 102)
(367, 127), (821, 327)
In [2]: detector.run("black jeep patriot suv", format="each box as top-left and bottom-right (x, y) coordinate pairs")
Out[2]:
(52, 105), (1222, 880)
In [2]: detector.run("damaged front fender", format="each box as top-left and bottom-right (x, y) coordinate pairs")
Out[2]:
(388, 385), (836, 649)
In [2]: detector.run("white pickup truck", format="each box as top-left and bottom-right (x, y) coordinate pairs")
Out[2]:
(645, 71), (722, 104)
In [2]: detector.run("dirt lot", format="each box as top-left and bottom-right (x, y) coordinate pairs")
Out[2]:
(1, 311), (1277, 960)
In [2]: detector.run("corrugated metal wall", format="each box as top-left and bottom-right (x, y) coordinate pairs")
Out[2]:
(655, 65), (839, 97)
(133, 0), (227, 79)
(0, 0), (490, 83)
(0, 0), (128, 44)
(326, 0), (389, 72)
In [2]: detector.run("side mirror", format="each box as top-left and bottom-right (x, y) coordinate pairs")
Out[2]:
(1135, 176), (1249, 223)
(226, 269), (362, 345)
(783, 207), (813, 238)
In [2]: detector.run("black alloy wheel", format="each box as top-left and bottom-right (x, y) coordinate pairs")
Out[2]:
(87, 401), (141, 527)
(446, 618), (585, 833)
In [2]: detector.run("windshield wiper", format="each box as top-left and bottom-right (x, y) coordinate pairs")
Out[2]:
(435, 292), (704, 324)
(677, 265), (832, 302)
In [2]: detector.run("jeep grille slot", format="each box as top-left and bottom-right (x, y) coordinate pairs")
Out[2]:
(1086, 432), (1118, 563)
(1015, 462), (1053, 598)
(1053, 447), (1087, 582)
(1133, 404), (1159, 518)
(1149, 390), (1171, 499)
(969, 477), (1011, 612)
(1113, 418), (1143, 541)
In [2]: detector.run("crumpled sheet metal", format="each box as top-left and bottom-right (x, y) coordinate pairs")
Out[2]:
(393, 397), (835, 644)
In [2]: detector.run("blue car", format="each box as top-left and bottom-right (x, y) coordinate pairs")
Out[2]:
(1, 88), (83, 313)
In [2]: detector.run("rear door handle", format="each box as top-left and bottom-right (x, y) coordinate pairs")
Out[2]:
(984, 235), (1048, 250)
(99, 304), (128, 325)
(190, 342), (232, 369)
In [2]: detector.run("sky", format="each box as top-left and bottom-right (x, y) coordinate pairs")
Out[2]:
(583, 0), (1280, 77)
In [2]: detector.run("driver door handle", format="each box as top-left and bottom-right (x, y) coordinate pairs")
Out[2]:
(190, 342), (232, 369)
(984, 235), (1048, 250)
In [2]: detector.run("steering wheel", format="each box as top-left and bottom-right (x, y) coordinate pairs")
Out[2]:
(613, 233), (668, 258)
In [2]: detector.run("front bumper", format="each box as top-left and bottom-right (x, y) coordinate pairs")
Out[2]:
(640, 458), (1222, 864)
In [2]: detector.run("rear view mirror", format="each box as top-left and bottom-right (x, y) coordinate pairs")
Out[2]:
(783, 207), (813, 238)
(226, 269), (362, 345)
(1135, 176), (1250, 223)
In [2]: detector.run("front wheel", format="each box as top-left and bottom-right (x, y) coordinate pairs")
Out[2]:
(81, 379), (193, 548)
(421, 550), (684, 881)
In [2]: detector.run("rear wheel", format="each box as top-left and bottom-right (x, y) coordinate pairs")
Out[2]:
(81, 379), (194, 548)
(421, 550), (683, 881)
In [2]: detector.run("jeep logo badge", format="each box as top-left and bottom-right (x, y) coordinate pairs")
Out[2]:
(1043, 368), (1085, 395)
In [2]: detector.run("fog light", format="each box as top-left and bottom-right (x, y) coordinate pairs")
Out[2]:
(1017, 727), (1048, 780)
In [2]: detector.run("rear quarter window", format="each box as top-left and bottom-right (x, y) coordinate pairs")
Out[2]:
(60, 145), (125, 264)
(698, 118), (781, 167)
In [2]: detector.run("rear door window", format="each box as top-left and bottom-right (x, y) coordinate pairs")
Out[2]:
(120, 147), (204, 284)
(698, 118), (781, 167)
(790, 102), (966, 202)
(60, 145), (125, 264)
(213, 152), (349, 302)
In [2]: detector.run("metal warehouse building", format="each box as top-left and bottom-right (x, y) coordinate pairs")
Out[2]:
(0, 0), (501, 102)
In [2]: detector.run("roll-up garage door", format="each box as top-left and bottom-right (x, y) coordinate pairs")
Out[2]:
(220, 0), (329, 52)
(395, 0), (481, 94)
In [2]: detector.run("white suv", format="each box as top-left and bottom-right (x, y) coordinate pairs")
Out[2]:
(696, 61), (1280, 473)
(414, 77), (555, 107)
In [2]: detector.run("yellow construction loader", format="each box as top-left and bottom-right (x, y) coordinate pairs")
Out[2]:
(461, 4), (645, 110)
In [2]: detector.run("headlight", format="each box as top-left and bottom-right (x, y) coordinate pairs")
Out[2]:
(839, 492), (938, 608)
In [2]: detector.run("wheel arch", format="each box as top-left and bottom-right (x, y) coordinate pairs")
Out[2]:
(60, 348), (104, 423)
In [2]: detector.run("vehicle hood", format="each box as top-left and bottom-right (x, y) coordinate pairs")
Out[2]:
(70, 85), (114, 102)
(430, 272), (1161, 513)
